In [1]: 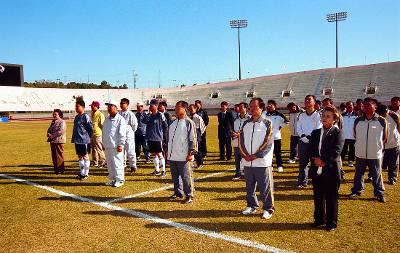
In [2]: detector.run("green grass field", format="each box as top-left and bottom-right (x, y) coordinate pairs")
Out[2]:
(0, 116), (399, 253)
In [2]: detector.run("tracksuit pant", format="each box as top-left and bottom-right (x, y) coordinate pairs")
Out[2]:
(289, 135), (299, 160)
(352, 157), (385, 197)
(297, 140), (311, 185)
(234, 147), (243, 175)
(274, 139), (283, 167)
(200, 131), (207, 157)
(135, 134), (150, 161)
(194, 129), (203, 166)
(244, 166), (274, 212)
(382, 147), (399, 181)
(125, 135), (136, 168)
(105, 148), (125, 182)
(341, 139), (355, 162)
(170, 161), (193, 197)
(312, 178), (340, 228)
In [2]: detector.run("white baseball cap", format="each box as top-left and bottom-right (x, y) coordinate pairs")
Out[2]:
(105, 99), (118, 107)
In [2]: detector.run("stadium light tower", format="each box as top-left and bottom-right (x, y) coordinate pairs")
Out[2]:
(230, 19), (248, 80)
(326, 12), (347, 68)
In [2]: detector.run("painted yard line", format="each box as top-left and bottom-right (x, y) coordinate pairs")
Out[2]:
(0, 173), (293, 253)
(107, 168), (236, 204)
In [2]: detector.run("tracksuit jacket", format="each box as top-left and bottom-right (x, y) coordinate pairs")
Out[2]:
(102, 113), (127, 149)
(72, 113), (93, 144)
(239, 116), (274, 167)
(341, 111), (358, 140)
(263, 110), (289, 140)
(167, 116), (197, 161)
(296, 110), (322, 139)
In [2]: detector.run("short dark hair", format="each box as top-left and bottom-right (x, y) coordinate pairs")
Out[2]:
(363, 97), (378, 105)
(391, 96), (400, 102)
(76, 100), (85, 107)
(376, 104), (388, 115)
(322, 98), (333, 104)
(250, 97), (265, 110)
(234, 104), (240, 107)
(315, 100), (322, 106)
(194, 100), (202, 105)
(159, 101), (168, 107)
(53, 109), (63, 119)
(346, 101), (354, 106)
(356, 98), (363, 103)
(286, 102), (296, 108)
(305, 94), (317, 102)
(221, 101), (228, 107)
(239, 102), (248, 109)
(121, 98), (130, 105)
(176, 100), (188, 110)
(267, 99), (277, 106)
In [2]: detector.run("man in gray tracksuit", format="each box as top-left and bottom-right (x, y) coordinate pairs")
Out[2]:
(168, 101), (197, 204)
(239, 97), (275, 220)
(119, 98), (138, 173)
(350, 97), (388, 202)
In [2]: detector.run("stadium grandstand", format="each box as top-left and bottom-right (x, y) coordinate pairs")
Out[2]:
(0, 61), (399, 114)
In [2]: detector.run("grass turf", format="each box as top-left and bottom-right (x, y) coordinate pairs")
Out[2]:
(0, 116), (399, 252)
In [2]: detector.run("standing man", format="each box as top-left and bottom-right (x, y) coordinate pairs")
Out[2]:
(239, 97), (275, 219)
(195, 100), (209, 158)
(264, 99), (289, 172)
(158, 101), (171, 161)
(135, 102), (150, 163)
(188, 104), (206, 169)
(120, 98), (138, 173)
(103, 100), (127, 187)
(168, 101), (197, 204)
(287, 102), (304, 164)
(390, 96), (400, 115)
(90, 101), (106, 168)
(341, 101), (358, 167)
(377, 104), (399, 185)
(145, 99), (168, 177)
(232, 104), (240, 121)
(218, 101), (234, 161)
(350, 97), (387, 202)
(231, 102), (250, 180)
(72, 100), (93, 180)
(296, 95), (322, 188)
(354, 98), (364, 116)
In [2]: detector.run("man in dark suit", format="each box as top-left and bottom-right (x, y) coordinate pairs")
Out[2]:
(218, 101), (234, 160)
(308, 105), (344, 232)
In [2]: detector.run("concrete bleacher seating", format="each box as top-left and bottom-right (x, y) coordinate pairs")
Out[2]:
(0, 61), (398, 112)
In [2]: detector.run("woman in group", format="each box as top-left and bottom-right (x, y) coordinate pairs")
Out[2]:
(309, 105), (344, 232)
(47, 109), (67, 174)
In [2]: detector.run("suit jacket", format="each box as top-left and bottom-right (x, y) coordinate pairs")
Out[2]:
(217, 111), (234, 139)
(309, 126), (345, 181)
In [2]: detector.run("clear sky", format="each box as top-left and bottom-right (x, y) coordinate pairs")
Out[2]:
(1, 0), (399, 88)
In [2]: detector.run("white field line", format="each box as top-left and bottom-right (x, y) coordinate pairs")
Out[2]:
(0, 173), (293, 253)
(107, 168), (236, 204)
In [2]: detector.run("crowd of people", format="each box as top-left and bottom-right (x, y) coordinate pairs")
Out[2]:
(45, 95), (400, 232)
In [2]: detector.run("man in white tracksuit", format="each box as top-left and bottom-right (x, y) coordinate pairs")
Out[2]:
(239, 97), (275, 220)
(168, 101), (197, 204)
(119, 98), (138, 173)
(103, 99), (127, 188)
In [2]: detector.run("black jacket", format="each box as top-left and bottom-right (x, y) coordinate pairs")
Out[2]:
(197, 108), (209, 126)
(309, 127), (345, 181)
(217, 111), (234, 138)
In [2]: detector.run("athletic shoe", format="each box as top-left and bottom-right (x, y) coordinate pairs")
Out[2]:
(160, 171), (167, 177)
(296, 184), (307, 189)
(348, 161), (354, 167)
(80, 175), (89, 181)
(287, 159), (296, 164)
(169, 194), (183, 200)
(113, 181), (124, 188)
(388, 178), (397, 185)
(183, 196), (193, 204)
(377, 195), (386, 203)
(232, 173), (242, 181)
(349, 192), (361, 198)
(197, 165), (204, 170)
(326, 227), (336, 232)
(105, 181), (114, 186)
(76, 174), (84, 180)
(277, 167), (284, 173)
(262, 210), (273, 219)
(150, 170), (161, 176)
(242, 207), (257, 215)
(145, 159), (151, 164)
(130, 167), (137, 173)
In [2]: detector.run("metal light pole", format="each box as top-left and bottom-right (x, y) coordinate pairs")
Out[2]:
(326, 12), (347, 68)
(230, 19), (248, 80)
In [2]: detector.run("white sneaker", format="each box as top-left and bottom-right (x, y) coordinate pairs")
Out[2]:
(262, 210), (273, 219)
(105, 181), (114, 186)
(287, 159), (296, 164)
(277, 167), (284, 173)
(348, 162), (354, 167)
(242, 207), (257, 215)
(113, 181), (124, 188)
